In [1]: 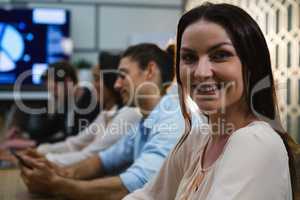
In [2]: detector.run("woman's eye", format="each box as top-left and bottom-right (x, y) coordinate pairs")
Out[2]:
(210, 50), (233, 62)
(180, 54), (197, 64)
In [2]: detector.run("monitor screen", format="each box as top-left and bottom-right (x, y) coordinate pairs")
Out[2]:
(0, 8), (70, 89)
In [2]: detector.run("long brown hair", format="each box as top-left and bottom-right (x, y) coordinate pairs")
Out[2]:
(175, 3), (299, 198)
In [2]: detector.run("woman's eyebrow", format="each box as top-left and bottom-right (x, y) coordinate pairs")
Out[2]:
(207, 42), (233, 52)
(181, 42), (233, 54)
(180, 47), (197, 54)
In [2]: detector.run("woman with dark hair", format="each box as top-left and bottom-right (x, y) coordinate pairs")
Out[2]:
(124, 3), (297, 200)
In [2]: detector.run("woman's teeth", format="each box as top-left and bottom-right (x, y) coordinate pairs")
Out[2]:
(198, 85), (218, 92)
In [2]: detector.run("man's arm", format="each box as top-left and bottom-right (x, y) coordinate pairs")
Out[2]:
(22, 149), (104, 180)
(63, 155), (104, 180)
(55, 175), (129, 200)
(21, 128), (136, 200)
(21, 153), (128, 200)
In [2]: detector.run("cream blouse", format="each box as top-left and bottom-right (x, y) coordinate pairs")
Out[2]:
(123, 121), (292, 200)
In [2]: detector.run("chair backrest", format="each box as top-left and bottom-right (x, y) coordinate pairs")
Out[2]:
(294, 151), (300, 200)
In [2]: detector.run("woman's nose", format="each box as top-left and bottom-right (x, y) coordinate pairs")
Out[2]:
(193, 58), (213, 81)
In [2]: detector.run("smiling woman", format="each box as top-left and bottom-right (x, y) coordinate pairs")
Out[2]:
(180, 20), (244, 117)
(123, 3), (298, 200)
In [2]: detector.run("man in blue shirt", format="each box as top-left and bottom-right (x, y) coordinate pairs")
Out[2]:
(100, 84), (183, 192)
(20, 43), (185, 200)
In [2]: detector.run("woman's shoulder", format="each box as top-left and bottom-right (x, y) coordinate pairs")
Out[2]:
(226, 121), (288, 163)
(210, 121), (291, 200)
(231, 121), (284, 147)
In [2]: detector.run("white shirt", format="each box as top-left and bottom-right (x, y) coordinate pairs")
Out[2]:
(124, 121), (292, 200)
(37, 106), (142, 166)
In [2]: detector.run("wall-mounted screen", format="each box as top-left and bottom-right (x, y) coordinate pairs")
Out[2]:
(0, 8), (70, 89)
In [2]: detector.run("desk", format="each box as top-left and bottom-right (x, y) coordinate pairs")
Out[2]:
(0, 169), (61, 200)
(1, 169), (299, 200)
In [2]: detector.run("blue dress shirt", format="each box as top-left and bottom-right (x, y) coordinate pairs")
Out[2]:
(99, 85), (185, 192)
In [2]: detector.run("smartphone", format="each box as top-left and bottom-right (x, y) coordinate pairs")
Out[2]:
(9, 149), (33, 169)
(0, 160), (15, 169)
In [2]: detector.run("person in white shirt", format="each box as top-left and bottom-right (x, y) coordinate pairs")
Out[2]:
(124, 3), (298, 200)
(37, 65), (142, 166)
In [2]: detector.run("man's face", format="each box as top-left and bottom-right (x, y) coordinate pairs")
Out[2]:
(114, 57), (147, 106)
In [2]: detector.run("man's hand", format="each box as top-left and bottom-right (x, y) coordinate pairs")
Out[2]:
(20, 154), (129, 200)
(22, 148), (44, 158)
(20, 154), (61, 195)
(21, 149), (73, 178)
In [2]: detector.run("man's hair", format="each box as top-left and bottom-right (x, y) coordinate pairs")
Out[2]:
(122, 43), (174, 84)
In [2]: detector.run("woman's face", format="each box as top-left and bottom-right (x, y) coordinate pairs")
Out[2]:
(180, 20), (245, 114)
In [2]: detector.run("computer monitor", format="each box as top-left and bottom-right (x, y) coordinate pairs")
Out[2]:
(0, 8), (70, 98)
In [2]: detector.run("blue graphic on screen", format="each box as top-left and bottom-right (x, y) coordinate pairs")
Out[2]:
(0, 8), (70, 86)
(0, 23), (25, 72)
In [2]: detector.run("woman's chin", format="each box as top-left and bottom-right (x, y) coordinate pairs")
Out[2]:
(196, 102), (220, 115)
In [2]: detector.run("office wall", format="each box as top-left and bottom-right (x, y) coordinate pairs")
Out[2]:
(185, 0), (300, 142)
(0, 0), (182, 64)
